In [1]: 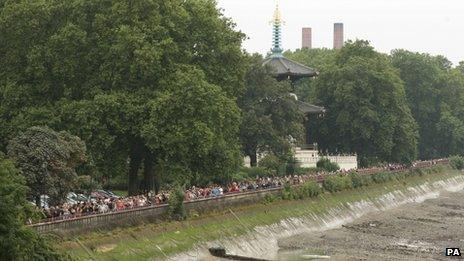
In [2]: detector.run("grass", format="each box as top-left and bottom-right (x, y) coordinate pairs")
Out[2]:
(55, 167), (461, 260)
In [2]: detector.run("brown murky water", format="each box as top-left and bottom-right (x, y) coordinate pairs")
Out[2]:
(278, 190), (464, 260)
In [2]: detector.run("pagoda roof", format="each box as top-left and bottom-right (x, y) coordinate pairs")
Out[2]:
(263, 56), (318, 81)
(297, 100), (325, 114)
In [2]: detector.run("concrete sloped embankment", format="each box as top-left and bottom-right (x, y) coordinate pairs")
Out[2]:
(173, 174), (464, 260)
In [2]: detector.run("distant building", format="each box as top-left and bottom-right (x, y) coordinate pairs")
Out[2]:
(333, 23), (344, 49)
(302, 27), (312, 49)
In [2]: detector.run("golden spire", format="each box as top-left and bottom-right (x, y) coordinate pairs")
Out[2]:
(270, 3), (284, 57)
(272, 4), (283, 24)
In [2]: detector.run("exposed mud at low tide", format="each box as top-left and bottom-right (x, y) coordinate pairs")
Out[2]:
(278, 190), (464, 260)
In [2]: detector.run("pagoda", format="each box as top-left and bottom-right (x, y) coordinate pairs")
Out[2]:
(263, 4), (325, 147)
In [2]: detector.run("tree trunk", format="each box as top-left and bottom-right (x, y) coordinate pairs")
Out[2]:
(250, 152), (257, 167)
(128, 147), (143, 196)
(142, 151), (155, 193)
(153, 162), (161, 194)
(35, 195), (41, 208)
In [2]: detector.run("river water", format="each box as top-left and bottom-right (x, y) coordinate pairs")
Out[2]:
(173, 175), (464, 260)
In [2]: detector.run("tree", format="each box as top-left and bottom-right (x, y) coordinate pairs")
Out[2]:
(258, 154), (282, 175)
(141, 68), (242, 187)
(7, 126), (86, 205)
(312, 40), (418, 166)
(316, 157), (340, 172)
(458, 61), (464, 74)
(0, 0), (247, 194)
(238, 54), (304, 166)
(284, 48), (337, 103)
(0, 154), (61, 260)
(391, 50), (464, 158)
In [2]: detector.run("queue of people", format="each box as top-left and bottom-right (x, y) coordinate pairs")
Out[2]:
(34, 158), (448, 224)
(36, 174), (318, 223)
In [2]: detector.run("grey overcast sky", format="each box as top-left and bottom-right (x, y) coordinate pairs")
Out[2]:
(216, 0), (464, 65)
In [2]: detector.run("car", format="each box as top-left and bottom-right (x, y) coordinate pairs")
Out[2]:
(96, 189), (119, 199)
(90, 190), (107, 199)
(76, 193), (89, 202)
(103, 190), (119, 199)
(66, 192), (78, 205)
(30, 195), (49, 209)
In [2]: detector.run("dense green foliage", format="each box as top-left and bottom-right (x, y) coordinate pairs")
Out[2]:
(76, 175), (101, 194)
(282, 181), (322, 200)
(371, 172), (395, 184)
(238, 55), (303, 166)
(7, 126), (86, 205)
(278, 165), (447, 201)
(450, 155), (464, 170)
(297, 181), (322, 198)
(0, 0), (246, 194)
(0, 155), (61, 260)
(287, 42), (464, 165)
(316, 157), (340, 172)
(258, 154), (282, 175)
(313, 41), (418, 166)
(391, 50), (464, 159)
(349, 172), (372, 188)
(167, 186), (186, 221)
(285, 48), (337, 103)
(322, 175), (353, 192)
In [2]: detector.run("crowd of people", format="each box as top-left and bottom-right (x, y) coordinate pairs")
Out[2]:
(39, 194), (155, 222)
(36, 174), (320, 223)
(183, 175), (313, 201)
(34, 159), (449, 224)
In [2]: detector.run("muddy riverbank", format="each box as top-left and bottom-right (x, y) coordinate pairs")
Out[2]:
(278, 190), (464, 260)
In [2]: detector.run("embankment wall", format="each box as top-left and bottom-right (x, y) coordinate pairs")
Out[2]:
(31, 160), (449, 234)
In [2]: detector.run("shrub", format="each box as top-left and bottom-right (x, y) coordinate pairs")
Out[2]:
(281, 183), (296, 200)
(76, 175), (100, 193)
(349, 172), (364, 188)
(259, 154), (282, 175)
(323, 175), (352, 192)
(294, 167), (313, 175)
(450, 155), (464, 170)
(231, 170), (250, 182)
(242, 167), (269, 178)
(168, 186), (186, 221)
(263, 194), (279, 204)
(371, 172), (394, 183)
(392, 172), (406, 180)
(409, 168), (424, 177)
(317, 157), (340, 172)
(362, 174), (373, 186)
(285, 156), (300, 175)
(300, 181), (322, 198)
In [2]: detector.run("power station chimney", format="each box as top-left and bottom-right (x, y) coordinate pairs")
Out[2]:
(333, 23), (344, 49)
(302, 27), (312, 49)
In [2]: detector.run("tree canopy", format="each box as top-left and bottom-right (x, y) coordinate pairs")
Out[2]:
(284, 48), (336, 103)
(7, 126), (86, 205)
(391, 50), (464, 159)
(0, 0), (247, 193)
(238, 54), (304, 166)
(0, 154), (60, 260)
(288, 41), (418, 166)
